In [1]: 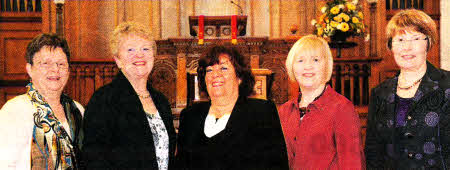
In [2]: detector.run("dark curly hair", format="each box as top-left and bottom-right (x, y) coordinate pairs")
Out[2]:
(197, 46), (255, 98)
(25, 33), (71, 64)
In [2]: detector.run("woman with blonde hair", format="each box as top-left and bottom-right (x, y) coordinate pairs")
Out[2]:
(82, 22), (176, 169)
(278, 35), (364, 169)
(365, 9), (449, 169)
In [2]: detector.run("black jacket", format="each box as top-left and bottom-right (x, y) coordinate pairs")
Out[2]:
(365, 62), (450, 169)
(81, 71), (177, 169)
(175, 97), (289, 170)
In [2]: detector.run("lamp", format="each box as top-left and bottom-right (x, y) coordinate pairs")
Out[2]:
(367, 0), (377, 57)
(54, 0), (64, 37)
(54, 0), (64, 4)
(366, 0), (377, 4)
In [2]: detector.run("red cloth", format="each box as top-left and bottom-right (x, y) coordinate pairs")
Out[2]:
(231, 15), (237, 44)
(198, 15), (204, 45)
(278, 85), (365, 170)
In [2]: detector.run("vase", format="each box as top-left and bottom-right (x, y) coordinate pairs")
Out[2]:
(330, 30), (351, 42)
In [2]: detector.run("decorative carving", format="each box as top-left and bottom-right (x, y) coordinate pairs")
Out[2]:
(261, 59), (289, 104)
(186, 58), (199, 73)
(150, 59), (177, 107)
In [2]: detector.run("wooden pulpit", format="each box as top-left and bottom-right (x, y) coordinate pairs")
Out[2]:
(188, 15), (247, 38)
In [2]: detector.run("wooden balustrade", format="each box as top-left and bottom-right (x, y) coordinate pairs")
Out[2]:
(332, 59), (375, 106)
(64, 61), (118, 106)
(64, 57), (380, 111)
(0, 0), (41, 12)
(385, 0), (440, 20)
(386, 0), (424, 10)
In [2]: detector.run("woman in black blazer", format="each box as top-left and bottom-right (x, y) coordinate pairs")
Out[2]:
(176, 46), (289, 170)
(81, 22), (176, 169)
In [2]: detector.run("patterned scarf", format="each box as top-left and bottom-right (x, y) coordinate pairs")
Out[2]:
(27, 83), (75, 170)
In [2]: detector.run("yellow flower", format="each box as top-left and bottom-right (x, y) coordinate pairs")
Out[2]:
(358, 12), (363, 19)
(339, 22), (350, 32)
(330, 6), (340, 14)
(340, 13), (350, 22)
(346, 3), (356, 11)
(325, 17), (329, 23)
(317, 28), (324, 36)
(352, 17), (359, 23)
(333, 16), (342, 22)
(325, 24), (332, 33)
(319, 14), (325, 23)
(321, 6), (327, 13)
(330, 21), (339, 27)
(311, 19), (317, 26)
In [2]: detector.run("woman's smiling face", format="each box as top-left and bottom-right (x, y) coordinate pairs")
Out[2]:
(205, 54), (240, 100)
(115, 33), (155, 80)
(26, 46), (70, 94)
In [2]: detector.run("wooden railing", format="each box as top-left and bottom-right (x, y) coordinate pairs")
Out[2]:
(386, 0), (424, 10)
(64, 61), (118, 106)
(332, 59), (377, 106)
(385, 0), (439, 20)
(0, 0), (41, 12)
(65, 58), (381, 109)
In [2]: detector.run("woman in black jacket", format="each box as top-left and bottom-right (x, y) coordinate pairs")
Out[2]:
(365, 9), (450, 169)
(175, 46), (289, 170)
(82, 22), (176, 170)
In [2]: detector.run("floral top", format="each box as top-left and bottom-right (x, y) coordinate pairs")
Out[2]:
(146, 111), (169, 170)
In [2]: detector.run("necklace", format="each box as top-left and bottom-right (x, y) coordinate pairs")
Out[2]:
(397, 78), (422, 90)
(137, 93), (151, 99)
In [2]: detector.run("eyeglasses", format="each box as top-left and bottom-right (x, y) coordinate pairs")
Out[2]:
(36, 61), (69, 70)
(392, 37), (428, 46)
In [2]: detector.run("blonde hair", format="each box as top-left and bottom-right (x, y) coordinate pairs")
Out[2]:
(285, 35), (333, 83)
(386, 9), (437, 50)
(110, 22), (155, 56)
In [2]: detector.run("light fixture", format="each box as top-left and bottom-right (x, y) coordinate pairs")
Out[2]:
(366, 0), (377, 4)
(54, 0), (64, 4)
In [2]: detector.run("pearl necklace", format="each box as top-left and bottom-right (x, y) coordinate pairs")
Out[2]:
(137, 93), (151, 99)
(397, 78), (422, 90)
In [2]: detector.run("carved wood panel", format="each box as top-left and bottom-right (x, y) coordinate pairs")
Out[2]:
(0, 29), (41, 80)
(0, 84), (27, 107)
(149, 56), (177, 107)
(260, 56), (289, 104)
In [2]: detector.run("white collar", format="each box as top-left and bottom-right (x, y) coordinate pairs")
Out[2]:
(204, 114), (231, 138)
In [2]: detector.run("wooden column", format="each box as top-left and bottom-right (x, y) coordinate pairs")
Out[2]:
(250, 55), (259, 69)
(176, 53), (187, 108)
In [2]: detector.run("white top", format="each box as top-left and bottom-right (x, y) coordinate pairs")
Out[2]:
(204, 114), (231, 138)
(146, 111), (169, 170)
(0, 94), (84, 170)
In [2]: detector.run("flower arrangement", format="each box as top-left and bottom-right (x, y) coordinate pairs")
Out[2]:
(311, 0), (365, 41)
